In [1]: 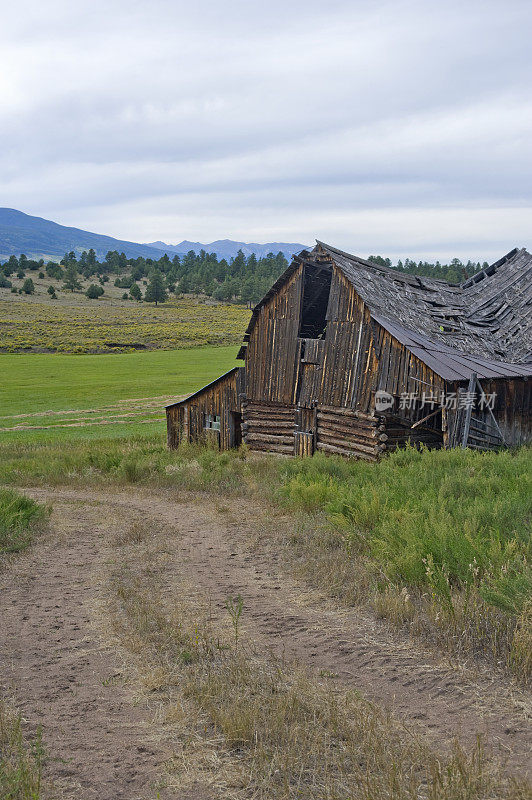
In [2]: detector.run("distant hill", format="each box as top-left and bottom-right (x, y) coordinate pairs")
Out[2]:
(0, 208), (167, 261)
(0, 208), (308, 262)
(145, 238), (309, 260)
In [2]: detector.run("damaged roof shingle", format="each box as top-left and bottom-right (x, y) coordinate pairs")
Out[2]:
(314, 241), (532, 381)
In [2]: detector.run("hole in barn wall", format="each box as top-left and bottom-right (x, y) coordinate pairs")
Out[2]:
(299, 264), (332, 339)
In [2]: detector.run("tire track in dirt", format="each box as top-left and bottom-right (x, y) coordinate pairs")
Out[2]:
(21, 486), (531, 780)
(0, 495), (208, 800)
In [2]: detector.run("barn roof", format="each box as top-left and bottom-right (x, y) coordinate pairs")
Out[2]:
(240, 240), (531, 382)
(372, 314), (531, 382)
(312, 242), (532, 381)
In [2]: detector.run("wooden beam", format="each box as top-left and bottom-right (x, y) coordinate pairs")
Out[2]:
(411, 407), (442, 429)
(461, 373), (476, 448)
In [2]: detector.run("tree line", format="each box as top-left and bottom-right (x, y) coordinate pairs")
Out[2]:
(1, 248), (291, 305)
(367, 255), (486, 284)
(1, 248), (486, 305)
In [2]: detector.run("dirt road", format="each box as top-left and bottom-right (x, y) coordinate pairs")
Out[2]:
(0, 487), (530, 798)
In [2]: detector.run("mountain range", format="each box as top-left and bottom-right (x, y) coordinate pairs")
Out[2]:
(145, 238), (308, 260)
(0, 208), (307, 262)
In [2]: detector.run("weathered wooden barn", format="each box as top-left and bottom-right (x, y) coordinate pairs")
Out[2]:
(166, 243), (531, 459)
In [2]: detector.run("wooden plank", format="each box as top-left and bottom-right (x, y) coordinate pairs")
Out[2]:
(317, 410), (378, 427)
(244, 423), (294, 433)
(461, 373), (476, 448)
(247, 441), (294, 454)
(316, 441), (378, 461)
(318, 405), (377, 420)
(295, 430), (314, 458)
(317, 432), (382, 455)
(318, 425), (382, 440)
(246, 433), (294, 445)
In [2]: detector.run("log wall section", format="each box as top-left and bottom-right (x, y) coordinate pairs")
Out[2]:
(316, 407), (383, 461)
(242, 401), (296, 454)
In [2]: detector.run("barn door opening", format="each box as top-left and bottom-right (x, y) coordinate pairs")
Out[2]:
(299, 264), (332, 339)
(229, 411), (243, 448)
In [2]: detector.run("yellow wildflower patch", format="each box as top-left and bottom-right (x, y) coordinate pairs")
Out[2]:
(0, 298), (250, 354)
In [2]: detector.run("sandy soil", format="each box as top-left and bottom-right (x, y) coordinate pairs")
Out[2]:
(0, 487), (530, 798)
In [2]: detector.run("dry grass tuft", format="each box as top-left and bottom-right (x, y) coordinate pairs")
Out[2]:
(0, 700), (44, 799)
(510, 603), (532, 685)
(112, 521), (149, 546)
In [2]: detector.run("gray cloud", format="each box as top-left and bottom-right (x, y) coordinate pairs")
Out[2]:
(1, 0), (531, 261)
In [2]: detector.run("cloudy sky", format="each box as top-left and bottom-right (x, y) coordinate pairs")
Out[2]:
(1, 0), (531, 260)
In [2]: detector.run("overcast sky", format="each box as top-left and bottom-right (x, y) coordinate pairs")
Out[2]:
(1, 0), (531, 261)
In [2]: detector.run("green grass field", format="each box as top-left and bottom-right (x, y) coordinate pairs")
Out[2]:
(0, 346), (239, 442)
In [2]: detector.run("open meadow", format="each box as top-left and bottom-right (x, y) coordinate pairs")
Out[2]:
(0, 345), (240, 442)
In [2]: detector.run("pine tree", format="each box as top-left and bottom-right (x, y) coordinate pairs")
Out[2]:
(130, 283), (142, 301)
(144, 269), (167, 306)
(63, 263), (82, 292)
(178, 274), (191, 294)
(4, 256), (18, 276)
